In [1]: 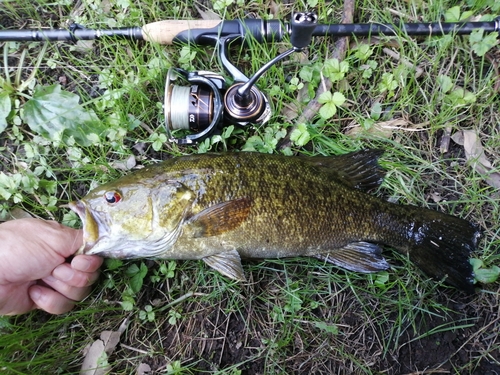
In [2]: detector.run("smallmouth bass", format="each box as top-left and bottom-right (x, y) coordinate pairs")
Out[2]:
(68, 150), (481, 292)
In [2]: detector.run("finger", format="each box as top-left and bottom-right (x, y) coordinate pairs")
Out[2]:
(29, 285), (77, 315)
(71, 255), (104, 273)
(41, 276), (93, 302)
(52, 263), (100, 288)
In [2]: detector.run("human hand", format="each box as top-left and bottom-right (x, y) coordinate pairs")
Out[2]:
(0, 218), (103, 315)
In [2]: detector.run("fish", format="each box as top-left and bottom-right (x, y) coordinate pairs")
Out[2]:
(67, 150), (481, 293)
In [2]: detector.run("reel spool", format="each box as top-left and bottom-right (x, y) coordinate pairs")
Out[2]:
(164, 68), (225, 145)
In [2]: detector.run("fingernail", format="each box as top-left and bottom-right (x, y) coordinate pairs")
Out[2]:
(72, 257), (91, 272)
(30, 286), (42, 302)
(44, 275), (57, 283)
(53, 266), (74, 282)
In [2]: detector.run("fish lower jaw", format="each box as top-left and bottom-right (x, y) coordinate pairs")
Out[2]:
(75, 243), (87, 255)
(80, 238), (165, 259)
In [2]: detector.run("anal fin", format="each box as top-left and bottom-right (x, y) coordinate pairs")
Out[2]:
(314, 242), (389, 273)
(203, 249), (246, 281)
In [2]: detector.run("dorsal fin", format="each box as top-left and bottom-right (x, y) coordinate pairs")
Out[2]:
(305, 149), (385, 192)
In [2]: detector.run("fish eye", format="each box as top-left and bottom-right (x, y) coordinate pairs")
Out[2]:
(104, 191), (122, 204)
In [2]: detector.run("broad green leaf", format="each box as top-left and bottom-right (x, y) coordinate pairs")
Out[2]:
(445, 6), (473, 22)
(379, 73), (398, 93)
(471, 258), (500, 284)
(475, 266), (500, 284)
(437, 75), (454, 93)
(319, 102), (338, 119)
(354, 44), (373, 61)
(22, 84), (104, 146)
(370, 102), (382, 120)
(318, 91), (344, 119)
(120, 298), (135, 311)
(331, 92), (346, 106)
(318, 91), (332, 104)
(374, 272), (390, 288)
(105, 258), (124, 271)
(324, 59), (349, 82)
(460, 10), (474, 21)
(299, 65), (314, 83)
(444, 6), (461, 22)
(128, 262), (148, 293)
(445, 88), (476, 106)
(314, 321), (339, 334)
(0, 92), (11, 133)
(290, 123), (311, 147)
(470, 29), (499, 57)
(130, 273), (144, 294)
(470, 258), (483, 272)
(125, 264), (140, 276)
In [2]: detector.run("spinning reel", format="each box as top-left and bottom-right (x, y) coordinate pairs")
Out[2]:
(164, 12), (318, 145)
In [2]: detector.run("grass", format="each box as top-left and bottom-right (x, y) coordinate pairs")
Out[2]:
(1, 0), (500, 374)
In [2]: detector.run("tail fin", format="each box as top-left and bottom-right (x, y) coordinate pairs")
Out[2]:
(404, 208), (481, 293)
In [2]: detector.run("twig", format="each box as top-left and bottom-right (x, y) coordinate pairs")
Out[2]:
(485, 51), (500, 93)
(156, 291), (207, 312)
(278, 0), (355, 150)
(382, 47), (424, 78)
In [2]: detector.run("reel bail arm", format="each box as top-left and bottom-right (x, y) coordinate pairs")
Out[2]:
(225, 12), (318, 123)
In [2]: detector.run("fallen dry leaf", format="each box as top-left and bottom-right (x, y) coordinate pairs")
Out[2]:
(80, 319), (128, 375)
(451, 129), (500, 188)
(0, 207), (33, 222)
(136, 363), (152, 375)
(194, 4), (221, 20)
(111, 155), (137, 171)
(345, 118), (416, 138)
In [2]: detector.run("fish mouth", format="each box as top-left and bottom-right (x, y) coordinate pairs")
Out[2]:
(65, 200), (101, 255)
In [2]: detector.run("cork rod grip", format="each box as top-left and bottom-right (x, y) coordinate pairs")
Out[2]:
(141, 19), (222, 44)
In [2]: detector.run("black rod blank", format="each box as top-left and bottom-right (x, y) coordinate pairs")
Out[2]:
(0, 18), (498, 44)
(0, 26), (144, 42)
(314, 20), (500, 37)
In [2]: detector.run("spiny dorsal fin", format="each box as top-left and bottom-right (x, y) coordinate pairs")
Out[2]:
(305, 149), (385, 192)
(203, 249), (246, 281)
(187, 197), (252, 237)
(313, 241), (390, 273)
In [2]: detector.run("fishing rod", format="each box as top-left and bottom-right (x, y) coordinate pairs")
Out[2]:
(2, 14), (499, 144)
(1, 16), (499, 45)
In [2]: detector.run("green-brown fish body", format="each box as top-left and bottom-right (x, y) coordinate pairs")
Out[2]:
(69, 150), (480, 292)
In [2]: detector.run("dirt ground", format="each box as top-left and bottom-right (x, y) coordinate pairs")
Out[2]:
(104, 261), (500, 374)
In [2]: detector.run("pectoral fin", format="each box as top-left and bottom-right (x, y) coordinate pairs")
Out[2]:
(314, 242), (389, 273)
(203, 249), (246, 281)
(187, 197), (252, 237)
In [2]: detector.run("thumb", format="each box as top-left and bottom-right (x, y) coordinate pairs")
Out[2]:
(0, 219), (83, 285)
(40, 220), (83, 258)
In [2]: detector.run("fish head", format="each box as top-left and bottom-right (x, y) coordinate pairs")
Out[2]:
(67, 176), (195, 259)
